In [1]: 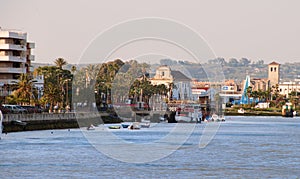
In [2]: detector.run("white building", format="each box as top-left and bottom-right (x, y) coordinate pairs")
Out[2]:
(278, 82), (300, 98)
(150, 65), (192, 101)
(0, 28), (35, 97)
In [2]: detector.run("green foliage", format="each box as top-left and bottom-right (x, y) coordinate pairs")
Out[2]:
(35, 60), (72, 111)
(8, 74), (37, 105)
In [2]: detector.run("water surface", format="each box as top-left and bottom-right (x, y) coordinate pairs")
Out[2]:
(1, 116), (299, 178)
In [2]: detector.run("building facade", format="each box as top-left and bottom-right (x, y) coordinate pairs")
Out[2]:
(151, 65), (192, 101)
(278, 82), (300, 98)
(0, 29), (35, 97)
(268, 61), (280, 88)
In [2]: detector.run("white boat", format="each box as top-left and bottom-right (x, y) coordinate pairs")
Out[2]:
(0, 110), (3, 139)
(211, 114), (225, 122)
(87, 124), (96, 130)
(211, 114), (218, 121)
(175, 114), (192, 122)
(293, 111), (297, 116)
(140, 122), (150, 128)
(128, 122), (140, 130)
(238, 108), (245, 114)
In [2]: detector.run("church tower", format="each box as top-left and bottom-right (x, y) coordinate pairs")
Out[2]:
(268, 61), (280, 87)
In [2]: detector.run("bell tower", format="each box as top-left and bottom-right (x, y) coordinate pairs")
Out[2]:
(268, 61), (280, 87)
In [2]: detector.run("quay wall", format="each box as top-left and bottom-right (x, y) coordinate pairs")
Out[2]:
(2, 112), (122, 133)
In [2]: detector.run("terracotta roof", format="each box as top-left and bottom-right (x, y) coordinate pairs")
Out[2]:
(171, 71), (191, 81)
(269, 61), (280, 65)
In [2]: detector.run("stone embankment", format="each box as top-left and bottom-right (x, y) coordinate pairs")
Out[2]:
(2, 112), (122, 133)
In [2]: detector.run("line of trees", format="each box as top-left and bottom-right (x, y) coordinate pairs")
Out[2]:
(4, 58), (73, 112)
(245, 84), (299, 109)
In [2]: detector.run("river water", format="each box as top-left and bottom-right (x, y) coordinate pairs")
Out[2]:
(0, 116), (299, 178)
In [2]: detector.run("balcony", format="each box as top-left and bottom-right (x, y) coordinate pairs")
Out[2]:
(0, 67), (26, 74)
(0, 31), (27, 40)
(27, 42), (35, 49)
(0, 55), (26, 62)
(27, 54), (35, 61)
(0, 44), (26, 51)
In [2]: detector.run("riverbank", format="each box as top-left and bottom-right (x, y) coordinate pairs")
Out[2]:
(225, 111), (283, 116)
(1, 110), (293, 133)
(2, 112), (123, 133)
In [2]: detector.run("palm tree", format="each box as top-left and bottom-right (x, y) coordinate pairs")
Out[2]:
(245, 86), (252, 104)
(71, 65), (77, 74)
(13, 74), (37, 105)
(54, 58), (67, 70)
(251, 90), (259, 105)
(41, 83), (61, 112)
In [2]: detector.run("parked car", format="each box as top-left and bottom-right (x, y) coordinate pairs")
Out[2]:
(3, 104), (27, 114)
(0, 105), (11, 114)
(21, 105), (43, 113)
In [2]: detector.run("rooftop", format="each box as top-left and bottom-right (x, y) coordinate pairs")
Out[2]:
(171, 71), (191, 81)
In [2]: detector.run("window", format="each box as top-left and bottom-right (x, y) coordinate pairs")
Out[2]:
(274, 67), (276, 72)
(270, 67), (273, 72)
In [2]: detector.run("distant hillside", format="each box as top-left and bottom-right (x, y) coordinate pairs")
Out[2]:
(32, 59), (300, 82)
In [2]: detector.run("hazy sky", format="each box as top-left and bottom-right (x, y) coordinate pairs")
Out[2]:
(1, 0), (300, 64)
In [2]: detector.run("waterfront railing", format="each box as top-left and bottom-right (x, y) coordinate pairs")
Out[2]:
(3, 112), (102, 122)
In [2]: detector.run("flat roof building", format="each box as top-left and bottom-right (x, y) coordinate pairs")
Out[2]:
(0, 28), (35, 96)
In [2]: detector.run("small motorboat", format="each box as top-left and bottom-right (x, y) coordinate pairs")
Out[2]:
(87, 124), (96, 130)
(175, 113), (192, 123)
(211, 114), (225, 122)
(140, 122), (150, 128)
(121, 123), (131, 128)
(108, 125), (121, 129)
(238, 108), (245, 114)
(128, 122), (140, 130)
(11, 120), (27, 126)
(211, 114), (218, 121)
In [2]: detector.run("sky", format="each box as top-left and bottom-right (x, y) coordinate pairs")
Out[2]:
(1, 0), (300, 64)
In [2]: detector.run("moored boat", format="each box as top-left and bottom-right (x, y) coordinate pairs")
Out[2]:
(121, 123), (131, 128)
(128, 122), (140, 130)
(211, 114), (225, 122)
(108, 125), (121, 129)
(140, 122), (150, 128)
(238, 108), (245, 114)
(11, 120), (27, 126)
(87, 124), (96, 130)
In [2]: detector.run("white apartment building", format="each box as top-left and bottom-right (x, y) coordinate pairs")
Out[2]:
(0, 28), (35, 97)
(278, 82), (300, 98)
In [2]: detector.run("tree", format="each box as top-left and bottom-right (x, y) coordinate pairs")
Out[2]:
(71, 65), (77, 74)
(36, 65), (72, 112)
(271, 84), (280, 101)
(216, 57), (226, 66)
(245, 86), (252, 104)
(54, 58), (67, 69)
(239, 58), (251, 67)
(251, 90), (259, 104)
(11, 74), (37, 105)
(228, 58), (239, 67)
